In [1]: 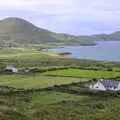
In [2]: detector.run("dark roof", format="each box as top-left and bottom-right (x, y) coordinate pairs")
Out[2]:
(100, 80), (120, 89)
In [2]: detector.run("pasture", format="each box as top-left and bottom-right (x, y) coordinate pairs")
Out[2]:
(1, 50), (120, 69)
(0, 51), (59, 60)
(1, 50), (120, 120)
(1, 86), (120, 120)
(42, 69), (120, 79)
(0, 74), (87, 88)
(30, 91), (88, 105)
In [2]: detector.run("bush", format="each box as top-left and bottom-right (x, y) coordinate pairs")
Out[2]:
(92, 103), (105, 109)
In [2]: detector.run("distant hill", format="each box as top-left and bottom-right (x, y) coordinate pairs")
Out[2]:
(91, 31), (120, 41)
(0, 17), (95, 46)
(0, 17), (120, 47)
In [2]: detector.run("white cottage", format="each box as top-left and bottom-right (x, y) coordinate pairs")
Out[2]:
(5, 65), (18, 73)
(89, 79), (120, 91)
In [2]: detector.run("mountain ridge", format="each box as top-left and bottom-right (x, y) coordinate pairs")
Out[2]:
(0, 17), (120, 46)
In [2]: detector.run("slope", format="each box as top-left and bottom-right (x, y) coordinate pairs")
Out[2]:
(0, 17), (95, 45)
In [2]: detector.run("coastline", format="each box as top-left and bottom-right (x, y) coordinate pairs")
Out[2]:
(57, 52), (72, 56)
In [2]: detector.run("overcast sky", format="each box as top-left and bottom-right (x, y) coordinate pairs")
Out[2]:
(0, 0), (120, 35)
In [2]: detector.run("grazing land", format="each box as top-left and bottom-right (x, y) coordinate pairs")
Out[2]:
(0, 49), (120, 120)
(30, 91), (88, 105)
(42, 69), (120, 79)
(0, 84), (120, 120)
(1, 50), (120, 71)
(0, 74), (87, 88)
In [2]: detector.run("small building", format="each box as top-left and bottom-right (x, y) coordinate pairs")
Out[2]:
(5, 65), (18, 73)
(89, 79), (120, 91)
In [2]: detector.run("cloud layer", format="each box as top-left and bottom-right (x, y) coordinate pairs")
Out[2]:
(0, 0), (120, 35)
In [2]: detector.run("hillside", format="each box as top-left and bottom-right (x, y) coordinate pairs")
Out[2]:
(0, 17), (120, 47)
(0, 17), (95, 46)
(90, 31), (120, 41)
(0, 17), (59, 44)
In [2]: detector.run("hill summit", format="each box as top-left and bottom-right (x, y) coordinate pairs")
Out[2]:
(0, 17), (120, 46)
(0, 17), (58, 44)
(0, 17), (96, 45)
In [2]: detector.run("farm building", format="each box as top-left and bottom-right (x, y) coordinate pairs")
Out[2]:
(89, 79), (120, 91)
(5, 65), (18, 73)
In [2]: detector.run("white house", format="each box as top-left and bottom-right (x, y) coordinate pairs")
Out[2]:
(89, 79), (120, 91)
(5, 65), (18, 73)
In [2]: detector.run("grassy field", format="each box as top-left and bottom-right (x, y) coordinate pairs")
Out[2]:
(42, 69), (120, 79)
(0, 51), (59, 59)
(30, 91), (88, 105)
(1, 50), (120, 120)
(1, 50), (120, 69)
(1, 88), (120, 120)
(0, 74), (87, 88)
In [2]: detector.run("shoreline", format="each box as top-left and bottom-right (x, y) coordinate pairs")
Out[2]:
(57, 52), (72, 56)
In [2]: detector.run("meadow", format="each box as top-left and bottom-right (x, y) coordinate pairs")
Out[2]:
(0, 50), (120, 120)
(1, 50), (120, 69)
(1, 85), (120, 120)
(0, 74), (87, 88)
(30, 91), (88, 105)
(42, 69), (120, 79)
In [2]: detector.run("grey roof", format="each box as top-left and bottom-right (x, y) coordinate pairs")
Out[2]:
(100, 80), (120, 89)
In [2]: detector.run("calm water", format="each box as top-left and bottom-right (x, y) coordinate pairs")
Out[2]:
(49, 41), (120, 62)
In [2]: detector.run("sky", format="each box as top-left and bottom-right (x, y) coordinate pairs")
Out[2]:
(0, 0), (120, 35)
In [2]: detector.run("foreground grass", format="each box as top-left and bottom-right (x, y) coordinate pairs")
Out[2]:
(0, 74), (87, 88)
(0, 89), (120, 120)
(30, 91), (88, 105)
(42, 69), (120, 79)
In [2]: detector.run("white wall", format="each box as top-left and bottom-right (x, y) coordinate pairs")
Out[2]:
(12, 68), (18, 73)
(90, 81), (106, 91)
(5, 66), (18, 73)
(116, 83), (120, 91)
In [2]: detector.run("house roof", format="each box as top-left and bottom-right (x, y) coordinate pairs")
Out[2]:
(100, 80), (120, 89)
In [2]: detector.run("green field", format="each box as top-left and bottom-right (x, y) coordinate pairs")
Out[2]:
(1, 88), (120, 120)
(42, 69), (120, 79)
(30, 91), (88, 105)
(0, 51), (59, 59)
(1, 49), (120, 68)
(0, 74), (87, 88)
(1, 50), (120, 120)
